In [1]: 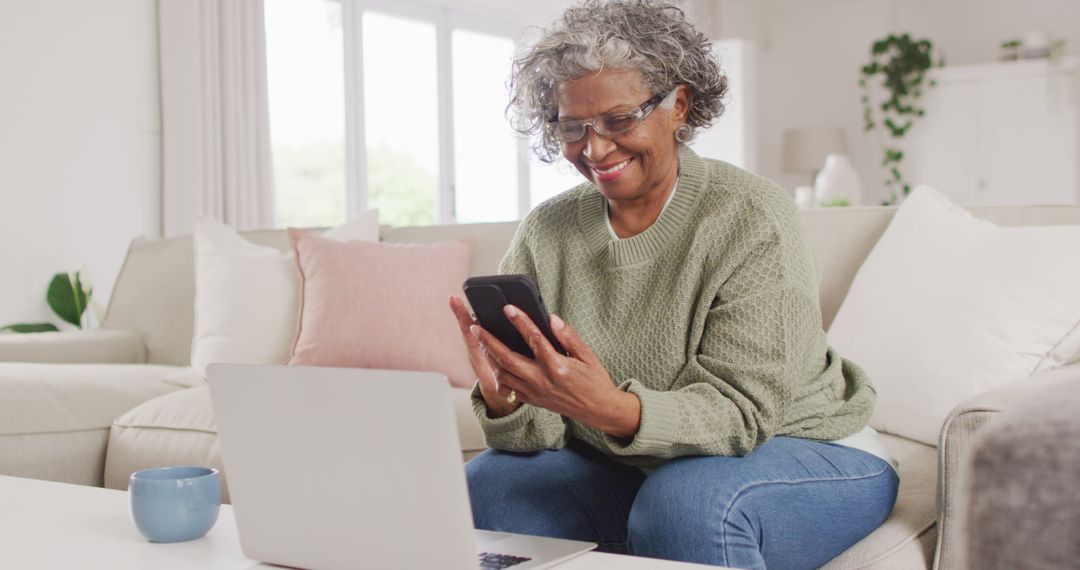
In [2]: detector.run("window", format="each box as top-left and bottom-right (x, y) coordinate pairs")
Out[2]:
(361, 12), (439, 226)
(265, 0), (347, 229)
(452, 29), (519, 223)
(265, 1), (572, 228)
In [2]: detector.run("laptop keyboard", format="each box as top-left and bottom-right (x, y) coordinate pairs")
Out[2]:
(478, 552), (533, 569)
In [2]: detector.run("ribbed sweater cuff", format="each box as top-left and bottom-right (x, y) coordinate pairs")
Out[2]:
(470, 382), (536, 435)
(603, 379), (680, 456)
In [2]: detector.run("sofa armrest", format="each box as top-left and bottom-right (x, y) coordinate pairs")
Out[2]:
(932, 363), (1080, 570)
(0, 329), (146, 364)
(960, 369), (1080, 569)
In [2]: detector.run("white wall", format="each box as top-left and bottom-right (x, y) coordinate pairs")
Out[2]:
(705, 0), (1080, 204)
(0, 0), (161, 326)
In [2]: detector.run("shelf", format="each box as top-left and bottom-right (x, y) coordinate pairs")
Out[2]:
(929, 55), (1079, 84)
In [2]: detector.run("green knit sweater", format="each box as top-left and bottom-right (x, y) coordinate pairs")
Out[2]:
(470, 146), (875, 470)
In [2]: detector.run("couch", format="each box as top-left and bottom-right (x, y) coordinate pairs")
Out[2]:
(3, 204), (1080, 569)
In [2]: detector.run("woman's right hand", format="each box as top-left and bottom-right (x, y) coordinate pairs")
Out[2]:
(449, 294), (522, 418)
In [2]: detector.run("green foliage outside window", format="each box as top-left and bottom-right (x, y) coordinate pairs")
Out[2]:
(273, 143), (437, 229)
(274, 143), (347, 229)
(366, 146), (436, 227)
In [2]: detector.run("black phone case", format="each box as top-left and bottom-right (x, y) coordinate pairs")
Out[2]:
(463, 274), (567, 359)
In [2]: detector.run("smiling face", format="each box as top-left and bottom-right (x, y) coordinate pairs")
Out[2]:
(556, 69), (688, 205)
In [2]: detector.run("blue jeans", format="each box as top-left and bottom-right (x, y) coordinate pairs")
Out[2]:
(465, 437), (899, 570)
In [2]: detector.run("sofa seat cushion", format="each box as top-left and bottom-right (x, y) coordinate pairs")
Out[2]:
(104, 385), (223, 499)
(0, 363), (187, 487)
(104, 383), (486, 503)
(822, 434), (937, 569)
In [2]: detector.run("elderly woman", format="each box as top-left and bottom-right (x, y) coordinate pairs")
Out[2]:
(447, 1), (899, 568)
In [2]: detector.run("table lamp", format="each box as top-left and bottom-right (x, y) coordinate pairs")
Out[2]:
(782, 127), (848, 182)
(782, 127), (849, 208)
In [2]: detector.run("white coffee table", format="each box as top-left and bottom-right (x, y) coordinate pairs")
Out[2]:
(0, 475), (725, 569)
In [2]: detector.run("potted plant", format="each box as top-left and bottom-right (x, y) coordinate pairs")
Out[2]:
(859, 33), (943, 205)
(1, 271), (93, 333)
(1000, 39), (1023, 61)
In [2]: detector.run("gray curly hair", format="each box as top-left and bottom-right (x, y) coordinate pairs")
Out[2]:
(508, 0), (728, 163)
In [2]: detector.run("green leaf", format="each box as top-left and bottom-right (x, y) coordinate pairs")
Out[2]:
(71, 272), (88, 329)
(0, 323), (60, 333)
(46, 273), (81, 327)
(882, 148), (904, 166)
(884, 117), (903, 137)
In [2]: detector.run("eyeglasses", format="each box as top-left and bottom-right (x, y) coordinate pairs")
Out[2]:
(548, 89), (674, 143)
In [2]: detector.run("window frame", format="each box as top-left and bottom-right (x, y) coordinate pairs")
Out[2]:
(339, 0), (531, 225)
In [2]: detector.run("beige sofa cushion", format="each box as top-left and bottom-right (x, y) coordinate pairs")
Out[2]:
(104, 383), (486, 503)
(0, 363), (185, 486)
(822, 434), (937, 569)
(103, 235), (198, 366)
(104, 386), (223, 498)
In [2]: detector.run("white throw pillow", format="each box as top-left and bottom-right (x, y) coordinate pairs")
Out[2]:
(190, 210), (379, 378)
(827, 186), (1080, 445)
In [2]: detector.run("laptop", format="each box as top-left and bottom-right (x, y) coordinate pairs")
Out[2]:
(207, 363), (597, 570)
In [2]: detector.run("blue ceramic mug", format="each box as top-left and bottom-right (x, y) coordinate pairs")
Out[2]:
(129, 466), (221, 543)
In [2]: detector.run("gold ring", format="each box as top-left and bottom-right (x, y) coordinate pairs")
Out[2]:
(506, 389), (517, 404)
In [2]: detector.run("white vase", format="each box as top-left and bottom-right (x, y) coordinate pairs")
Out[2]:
(814, 154), (862, 207)
(793, 185), (814, 210)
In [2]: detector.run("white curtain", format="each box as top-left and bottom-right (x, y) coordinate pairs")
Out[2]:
(159, 0), (275, 236)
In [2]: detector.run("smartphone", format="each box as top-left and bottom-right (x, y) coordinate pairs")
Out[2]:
(463, 274), (567, 359)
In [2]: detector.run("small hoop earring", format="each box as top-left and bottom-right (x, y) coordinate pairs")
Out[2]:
(675, 123), (693, 143)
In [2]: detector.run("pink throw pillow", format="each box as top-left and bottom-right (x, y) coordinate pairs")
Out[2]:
(288, 229), (476, 388)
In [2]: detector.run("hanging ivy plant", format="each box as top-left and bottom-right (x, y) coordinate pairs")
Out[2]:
(859, 33), (943, 205)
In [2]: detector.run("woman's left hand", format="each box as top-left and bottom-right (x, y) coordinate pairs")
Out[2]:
(470, 305), (640, 437)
